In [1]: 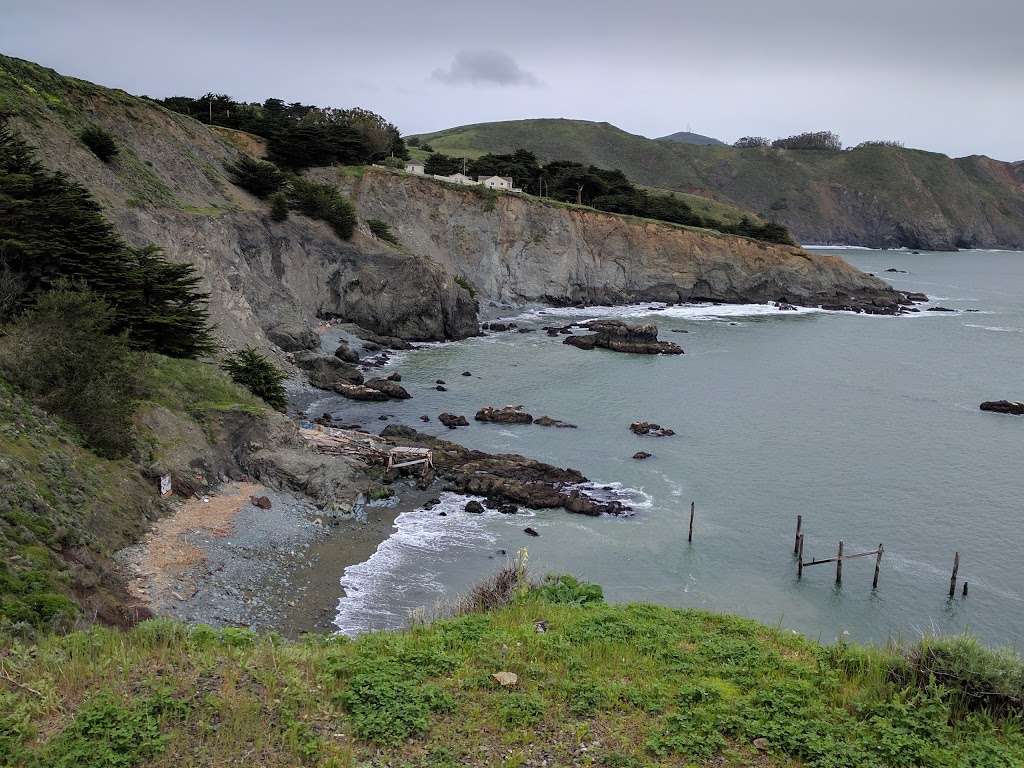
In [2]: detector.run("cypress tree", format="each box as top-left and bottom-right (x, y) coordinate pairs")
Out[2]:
(0, 117), (214, 357)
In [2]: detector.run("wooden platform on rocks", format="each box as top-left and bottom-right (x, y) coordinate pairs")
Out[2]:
(299, 425), (390, 464)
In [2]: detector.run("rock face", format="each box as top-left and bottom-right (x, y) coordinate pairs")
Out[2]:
(294, 354), (363, 389)
(266, 323), (319, 352)
(475, 406), (534, 424)
(980, 400), (1024, 415)
(563, 320), (683, 355)
(342, 168), (912, 314)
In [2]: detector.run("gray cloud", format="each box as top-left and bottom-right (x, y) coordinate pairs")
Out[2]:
(431, 50), (540, 87)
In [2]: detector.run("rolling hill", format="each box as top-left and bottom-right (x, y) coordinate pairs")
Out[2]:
(655, 129), (725, 146)
(414, 119), (1024, 250)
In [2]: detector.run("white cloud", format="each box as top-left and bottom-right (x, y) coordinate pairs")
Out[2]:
(431, 50), (541, 87)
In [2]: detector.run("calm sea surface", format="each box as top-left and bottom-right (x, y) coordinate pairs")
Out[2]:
(309, 249), (1024, 647)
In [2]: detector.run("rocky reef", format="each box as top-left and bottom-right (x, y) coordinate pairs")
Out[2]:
(563, 319), (683, 354)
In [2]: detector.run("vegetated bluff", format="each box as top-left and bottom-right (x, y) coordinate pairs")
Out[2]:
(415, 118), (1024, 251)
(3, 54), (902, 344)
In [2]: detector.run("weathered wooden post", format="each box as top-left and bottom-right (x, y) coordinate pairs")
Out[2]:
(794, 514), (802, 555)
(962, 582), (968, 598)
(836, 541), (844, 584)
(688, 501), (694, 543)
(797, 534), (805, 579)
(872, 544), (884, 589)
(949, 551), (960, 598)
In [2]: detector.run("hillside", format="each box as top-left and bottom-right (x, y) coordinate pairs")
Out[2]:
(3, 575), (1022, 766)
(655, 130), (725, 146)
(415, 119), (1024, 250)
(0, 54), (907, 333)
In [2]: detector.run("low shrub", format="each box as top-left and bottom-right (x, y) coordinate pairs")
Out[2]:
(221, 347), (287, 412)
(337, 666), (453, 745)
(534, 574), (604, 605)
(268, 191), (289, 221)
(287, 178), (356, 239)
(79, 125), (118, 162)
(225, 154), (285, 198)
(0, 285), (142, 457)
(366, 218), (398, 245)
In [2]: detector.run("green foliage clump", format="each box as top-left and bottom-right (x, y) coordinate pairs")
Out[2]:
(221, 348), (287, 412)
(0, 285), (143, 457)
(497, 692), (544, 727)
(772, 130), (842, 151)
(0, 118), (213, 358)
(534, 574), (604, 605)
(287, 178), (356, 239)
(892, 635), (1024, 718)
(268, 191), (289, 222)
(33, 690), (186, 768)
(423, 152), (464, 176)
(79, 124), (118, 162)
(452, 275), (476, 298)
(225, 154), (284, 198)
(366, 218), (398, 245)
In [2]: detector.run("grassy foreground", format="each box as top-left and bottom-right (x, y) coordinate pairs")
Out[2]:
(1, 574), (1022, 768)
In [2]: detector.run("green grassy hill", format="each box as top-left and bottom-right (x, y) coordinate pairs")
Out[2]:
(2, 573), (1022, 767)
(414, 119), (1024, 250)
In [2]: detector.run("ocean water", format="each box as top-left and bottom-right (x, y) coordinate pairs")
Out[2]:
(310, 249), (1024, 647)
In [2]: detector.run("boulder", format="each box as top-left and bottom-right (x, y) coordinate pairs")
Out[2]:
(523, 527), (539, 537)
(980, 401), (1024, 415)
(297, 354), (364, 389)
(420, 415), (430, 422)
(436, 385), (447, 392)
(387, 371), (402, 382)
(334, 383), (389, 401)
(365, 377), (412, 399)
(926, 306), (956, 312)
(564, 489), (627, 516)
(497, 503), (518, 515)
(461, 371), (472, 377)
(249, 495), (272, 509)
(630, 421), (675, 437)
(266, 323), (319, 352)
(380, 424), (418, 439)
(465, 500), (484, 514)
(563, 319), (683, 354)
(475, 406), (534, 424)
(439, 413), (469, 428)
(633, 451), (652, 460)
(333, 341), (360, 363)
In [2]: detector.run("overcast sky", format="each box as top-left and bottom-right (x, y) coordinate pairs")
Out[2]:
(3, 0), (1021, 159)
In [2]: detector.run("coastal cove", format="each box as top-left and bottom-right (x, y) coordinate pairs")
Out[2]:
(308, 248), (1024, 648)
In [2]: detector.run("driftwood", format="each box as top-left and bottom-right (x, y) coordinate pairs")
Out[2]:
(300, 425), (389, 464)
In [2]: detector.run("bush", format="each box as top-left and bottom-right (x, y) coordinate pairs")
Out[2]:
(771, 131), (842, 151)
(535, 574), (604, 605)
(268, 191), (289, 222)
(366, 218), (398, 245)
(0, 285), (143, 457)
(225, 154), (284, 198)
(221, 348), (287, 412)
(287, 178), (356, 239)
(379, 156), (405, 169)
(79, 125), (118, 162)
(734, 136), (770, 148)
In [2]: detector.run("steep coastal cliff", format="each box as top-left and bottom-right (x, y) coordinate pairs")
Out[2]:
(337, 167), (905, 312)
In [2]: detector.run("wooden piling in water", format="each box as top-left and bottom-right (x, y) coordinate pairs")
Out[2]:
(962, 582), (968, 598)
(872, 544), (883, 589)
(794, 514), (802, 555)
(688, 501), (694, 543)
(836, 541), (844, 584)
(797, 534), (805, 579)
(949, 551), (960, 598)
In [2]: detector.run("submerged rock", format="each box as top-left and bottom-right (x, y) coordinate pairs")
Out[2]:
(563, 320), (683, 355)
(980, 400), (1024, 415)
(476, 406), (534, 424)
(926, 306), (956, 312)
(632, 451), (652, 460)
(523, 527), (539, 537)
(534, 416), (577, 428)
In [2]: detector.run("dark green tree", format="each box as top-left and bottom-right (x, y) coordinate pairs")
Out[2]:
(222, 348), (287, 411)
(424, 153), (463, 176)
(287, 178), (356, 239)
(268, 191), (289, 222)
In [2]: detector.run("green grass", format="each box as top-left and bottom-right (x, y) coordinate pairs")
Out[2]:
(141, 354), (267, 418)
(2, 580), (1022, 767)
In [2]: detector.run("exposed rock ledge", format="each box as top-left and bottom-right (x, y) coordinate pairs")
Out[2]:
(563, 320), (683, 354)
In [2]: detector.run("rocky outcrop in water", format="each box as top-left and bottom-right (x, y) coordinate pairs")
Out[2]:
(475, 406), (534, 424)
(630, 421), (675, 437)
(364, 378), (412, 400)
(980, 400), (1024, 415)
(381, 427), (629, 515)
(439, 413), (469, 429)
(563, 320), (683, 355)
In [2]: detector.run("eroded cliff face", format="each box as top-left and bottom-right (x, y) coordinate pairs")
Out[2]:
(5, 55), (478, 346)
(337, 168), (903, 310)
